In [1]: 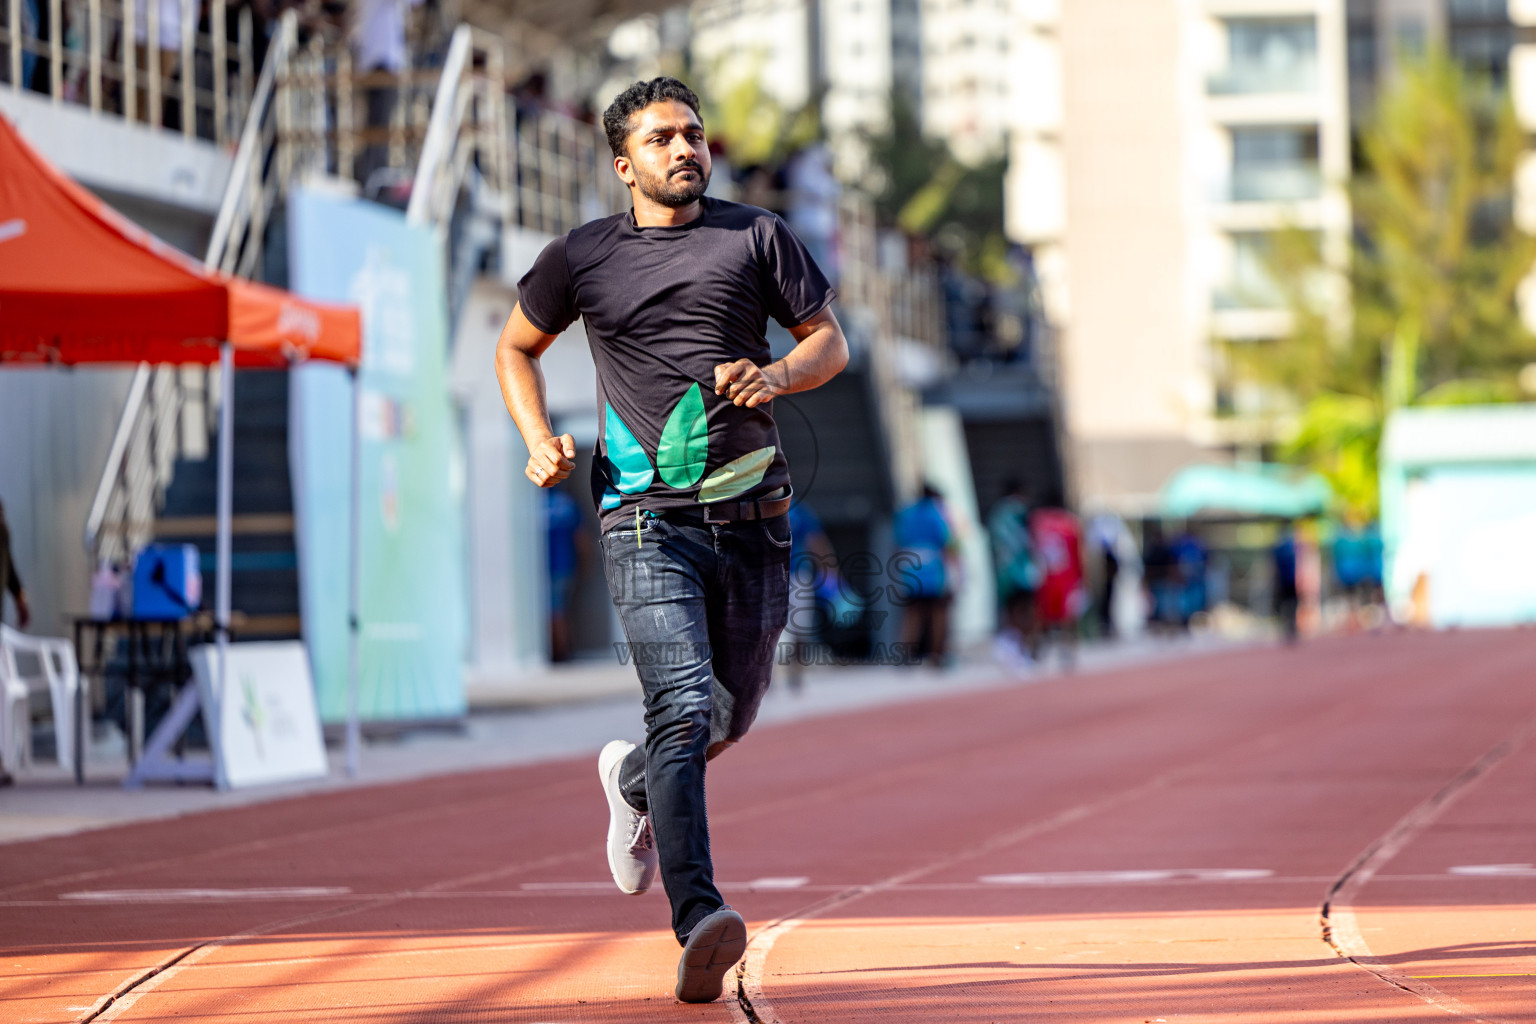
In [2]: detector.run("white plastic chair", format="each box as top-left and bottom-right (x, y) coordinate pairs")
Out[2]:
(0, 625), (81, 774)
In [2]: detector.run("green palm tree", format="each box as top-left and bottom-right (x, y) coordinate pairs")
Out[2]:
(1237, 49), (1536, 517)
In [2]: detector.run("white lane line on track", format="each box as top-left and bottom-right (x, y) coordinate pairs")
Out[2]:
(12, 872), (1505, 908)
(729, 688), (1431, 1024)
(85, 839), (617, 1023)
(1322, 713), (1536, 1024)
(1448, 863), (1536, 876)
(61, 887), (352, 902)
(730, 755), (1248, 1024)
(978, 868), (1273, 885)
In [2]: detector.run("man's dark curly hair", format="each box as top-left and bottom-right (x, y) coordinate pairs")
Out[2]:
(602, 77), (704, 159)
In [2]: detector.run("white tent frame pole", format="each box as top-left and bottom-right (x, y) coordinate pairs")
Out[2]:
(345, 366), (362, 777)
(216, 342), (235, 697)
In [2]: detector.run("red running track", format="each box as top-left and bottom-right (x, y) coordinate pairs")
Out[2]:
(1, 630), (1534, 1023)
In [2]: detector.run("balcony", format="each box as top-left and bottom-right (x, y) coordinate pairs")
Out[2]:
(1207, 61), (1318, 96)
(1209, 16), (1318, 96)
(1228, 164), (1322, 203)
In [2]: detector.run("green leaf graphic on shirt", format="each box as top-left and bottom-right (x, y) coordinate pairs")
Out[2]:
(657, 383), (708, 488)
(697, 446), (776, 503)
(601, 483), (622, 510)
(604, 403), (654, 493)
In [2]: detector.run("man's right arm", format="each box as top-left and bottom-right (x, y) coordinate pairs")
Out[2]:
(494, 302), (576, 487)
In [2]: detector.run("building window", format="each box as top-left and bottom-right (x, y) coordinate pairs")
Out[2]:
(1229, 126), (1321, 203)
(1448, 0), (1513, 84)
(1209, 17), (1318, 95)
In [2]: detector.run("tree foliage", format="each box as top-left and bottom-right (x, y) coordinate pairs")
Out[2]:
(1242, 51), (1536, 517)
(863, 94), (1010, 280)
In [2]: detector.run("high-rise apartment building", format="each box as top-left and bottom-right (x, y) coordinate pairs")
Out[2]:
(919, 0), (1014, 162)
(1007, 0), (1351, 511)
(689, 0), (923, 172)
(1348, 0), (1515, 113)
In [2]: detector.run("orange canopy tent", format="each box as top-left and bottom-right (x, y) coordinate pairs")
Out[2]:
(0, 113), (359, 366)
(0, 112), (365, 785)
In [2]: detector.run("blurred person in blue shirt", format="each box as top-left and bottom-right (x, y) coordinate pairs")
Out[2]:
(782, 501), (838, 691)
(1273, 523), (1300, 644)
(1332, 517), (1383, 631)
(894, 483), (957, 666)
(546, 487), (588, 662)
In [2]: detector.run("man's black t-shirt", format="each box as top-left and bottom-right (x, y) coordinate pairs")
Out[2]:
(518, 197), (835, 531)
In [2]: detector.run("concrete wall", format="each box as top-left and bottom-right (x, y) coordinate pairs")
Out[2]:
(0, 368), (136, 637)
(1058, 0), (1200, 502)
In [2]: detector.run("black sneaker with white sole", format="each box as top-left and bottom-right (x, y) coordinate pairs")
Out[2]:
(675, 906), (748, 1003)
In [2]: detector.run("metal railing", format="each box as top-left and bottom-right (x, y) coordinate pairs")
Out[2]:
(836, 193), (943, 504)
(84, 10), (299, 567)
(1, 0), (254, 144)
(407, 23), (507, 227)
(510, 105), (628, 235)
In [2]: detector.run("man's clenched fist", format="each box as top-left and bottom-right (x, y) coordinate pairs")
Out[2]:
(714, 358), (786, 408)
(527, 433), (576, 487)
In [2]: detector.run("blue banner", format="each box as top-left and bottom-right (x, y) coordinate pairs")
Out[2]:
(287, 188), (467, 722)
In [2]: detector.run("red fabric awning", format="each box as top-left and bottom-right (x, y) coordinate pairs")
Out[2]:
(0, 113), (360, 367)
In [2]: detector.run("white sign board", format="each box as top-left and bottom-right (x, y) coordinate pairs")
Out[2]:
(190, 642), (329, 790)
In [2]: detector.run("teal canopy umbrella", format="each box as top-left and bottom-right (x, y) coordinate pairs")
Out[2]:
(1161, 464), (1331, 519)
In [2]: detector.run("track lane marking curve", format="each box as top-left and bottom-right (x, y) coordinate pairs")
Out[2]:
(728, 692), (1377, 1024)
(1321, 711), (1536, 1024)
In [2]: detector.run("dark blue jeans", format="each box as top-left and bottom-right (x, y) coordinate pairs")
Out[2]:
(600, 511), (791, 943)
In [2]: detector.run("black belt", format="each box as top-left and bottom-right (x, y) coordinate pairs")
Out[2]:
(701, 486), (791, 524)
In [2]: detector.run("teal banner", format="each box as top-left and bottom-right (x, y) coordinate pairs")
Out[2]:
(287, 188), (467, 722)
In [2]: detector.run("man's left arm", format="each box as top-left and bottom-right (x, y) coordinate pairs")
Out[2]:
(714, 307), (849, 408)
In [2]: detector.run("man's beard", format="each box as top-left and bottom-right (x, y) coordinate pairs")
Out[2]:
(634, 160), (710, 207)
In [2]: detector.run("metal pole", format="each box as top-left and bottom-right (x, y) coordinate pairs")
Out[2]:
(88, 0), (100, 112)
(48, 0), (61, 100)
(237, 3), (251, 127)
(216, 342), (234, 713)
(337, 45), (353, 181)
(178, 0), (191, 137)
(211, 0), (225, 143)
(345, 366), (362, 778)
(146, 0), (159, 126)
(123, 0), (136, 120)
(8, 0), (19, 89)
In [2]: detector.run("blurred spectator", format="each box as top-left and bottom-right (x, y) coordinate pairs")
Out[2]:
(18, 0), (40, 90)
(737, 164), (786, 218)
(513, 71), (550, 120)
(1089, 513), (1144, 639)
(132, 0), (186, 125)
(546, 487), (588, 662)
(1143, 522), (1177, 633)
(1170, 527), (1208, 630)
(351, 0), (422, 192)
(1273, 522), (1300, 644)
(0, 499), (30, 629)
(783, 500), (837, 692)
(988, 479), (1039, 669)
(1032, 506), (1085, 667)
(1087, 513), (1120, 638)
(895, 483), (956, 667)
(785, 144), (839, 281)
(1332, 518), (1384, 630)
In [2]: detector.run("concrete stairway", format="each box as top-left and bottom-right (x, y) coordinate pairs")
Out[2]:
(152, 370), (300, 638)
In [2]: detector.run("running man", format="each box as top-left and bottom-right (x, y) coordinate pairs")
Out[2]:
(493, 77), (848, 1003)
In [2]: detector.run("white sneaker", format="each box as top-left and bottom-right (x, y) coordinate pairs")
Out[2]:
(598, 739), (658, 895)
